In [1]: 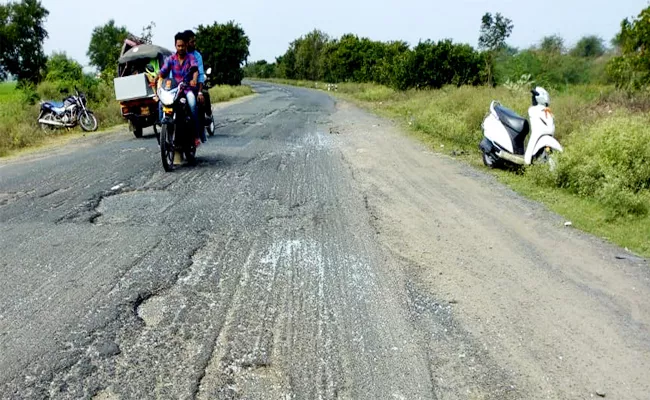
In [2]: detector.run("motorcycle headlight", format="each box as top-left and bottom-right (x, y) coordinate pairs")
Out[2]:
(158, 88), (177, 106)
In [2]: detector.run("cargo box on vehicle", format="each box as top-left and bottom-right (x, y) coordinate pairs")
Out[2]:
(113, 74), (155, 102)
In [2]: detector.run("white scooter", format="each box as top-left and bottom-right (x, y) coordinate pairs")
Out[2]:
(479, 87), (562, 168)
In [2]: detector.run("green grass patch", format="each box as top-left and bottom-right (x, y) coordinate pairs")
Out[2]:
(0, 81), (18, 101)
(260, 78), (650, 257)
(209, 84), (254, 103)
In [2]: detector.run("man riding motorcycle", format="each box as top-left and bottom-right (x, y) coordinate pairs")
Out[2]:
(155, 32), (202, 146)
(184, 29), (213, 143)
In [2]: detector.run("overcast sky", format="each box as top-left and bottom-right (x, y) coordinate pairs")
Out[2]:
(38, 0), (648, 69)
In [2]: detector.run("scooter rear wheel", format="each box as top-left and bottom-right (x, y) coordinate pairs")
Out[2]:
(482, 151), (499, 168)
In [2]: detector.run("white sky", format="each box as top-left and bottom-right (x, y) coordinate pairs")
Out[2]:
(37, 0), (648, 70)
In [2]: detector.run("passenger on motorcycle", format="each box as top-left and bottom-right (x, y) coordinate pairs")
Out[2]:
(184, 29), (212, 143)
(155, 32), (202, 146)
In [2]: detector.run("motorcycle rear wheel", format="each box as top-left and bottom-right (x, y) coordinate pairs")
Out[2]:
(39, 113), (57, 133)
(207, 116), (215, 137)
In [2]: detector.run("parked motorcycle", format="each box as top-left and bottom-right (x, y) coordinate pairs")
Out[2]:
(155, 65), (200, 172)
(38, 87), (98, 132)
(479, 86), (562, 169)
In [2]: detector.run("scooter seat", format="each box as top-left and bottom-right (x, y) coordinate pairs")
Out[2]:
(495, 104), (527, 133)
(44, 101), (65, 108)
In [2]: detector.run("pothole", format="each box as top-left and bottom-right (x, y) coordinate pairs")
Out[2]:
(136, 294), (167, 327)
(92, 389), (120, 400)
(94, 191), (174, 225)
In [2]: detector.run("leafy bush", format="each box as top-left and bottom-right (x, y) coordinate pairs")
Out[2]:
(0, 96), (49, 156)
(495, 49), (593, 88)
(532, 112), (650, 218)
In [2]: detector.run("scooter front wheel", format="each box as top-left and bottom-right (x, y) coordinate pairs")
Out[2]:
(534, 148), (557, 171)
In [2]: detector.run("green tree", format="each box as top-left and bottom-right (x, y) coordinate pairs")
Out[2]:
(407, 39), (485, 90)
(0, 0), (49, 84)
(87, 19), (129, 79)
(44, 52), (83, 82)
(373, 40), (411, 88)
(275, 49), (296, 79)
(478, 12), (514, 85)
(243, 60), (276, 79)
(539, 35), (565, 54)
(570, 35), (605, 58)
(195, 21), (250, 86)
(606, 5), (650, 89)
(321, 34), (362, 82)
(293, 29), (331, 81)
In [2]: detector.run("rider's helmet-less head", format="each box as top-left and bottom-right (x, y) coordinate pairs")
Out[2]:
(184, 30), (196, 50)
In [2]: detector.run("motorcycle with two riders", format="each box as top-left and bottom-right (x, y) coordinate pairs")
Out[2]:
(149, 63), (213, 172)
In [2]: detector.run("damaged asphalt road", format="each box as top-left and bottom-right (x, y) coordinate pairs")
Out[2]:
(1, 82), (650, 399)
(0, 83), (443, 399)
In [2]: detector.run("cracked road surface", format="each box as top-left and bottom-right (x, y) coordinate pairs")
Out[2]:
(1, 82), (649, 399)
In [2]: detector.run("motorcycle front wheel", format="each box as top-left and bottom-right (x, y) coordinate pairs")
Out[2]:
(79, 111), (98, 132)
(160, 124), (175, 172)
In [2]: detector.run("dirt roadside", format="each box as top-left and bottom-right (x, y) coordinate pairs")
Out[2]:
(330, 100), (650, 399)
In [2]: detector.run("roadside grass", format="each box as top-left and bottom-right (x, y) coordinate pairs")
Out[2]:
(261, 78), (650, 257)
(0, 82), (40, 156)
(0, 81), (17, 99)
(0, 82), (254, 157)
(209, 84), (254, 102)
